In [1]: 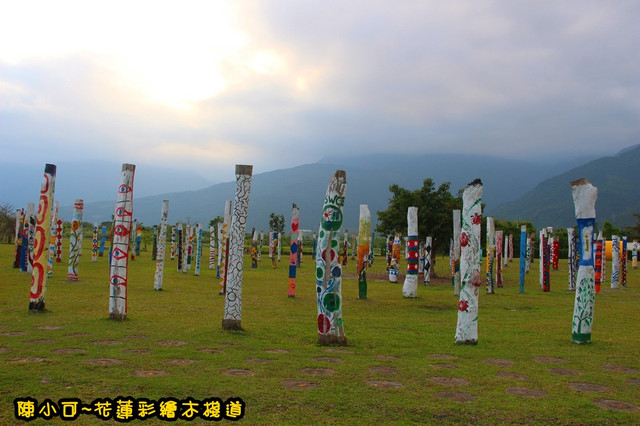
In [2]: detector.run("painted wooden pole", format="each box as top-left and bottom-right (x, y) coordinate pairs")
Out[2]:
(594, 231), (603, 294)
(222, 165), (253, 330)
(495, 230), (503, 288)
(420, 241), (426, 274)
(216, 223), (222, 278)
(570, 178), (598, 344)
(389, 234), (401, 283)
(109, 164), (135, 321)
(601, 235), (606, 287)
(288, 204), (299, 297)
(258, 231), (264, 262)
(251, 228), (258, 269)
(170, 226), (176, 260)
(135, 225), (142, 257)
(485, 217), (495, 294)
(519, 225), (526, 293)
(568, 228), (578, 291)
(176, 224), (183, 272)
(611, 235), (620, 289)
(91, 223), (98, 263)
(453, 209), (461, 295)
(423, 236), (432, 286)
(504, 234), (509, 268)
(402, 206), (419, 298)
(219, 201), (232, 294)
(621, 236), (627, 287)
(509, 235), (514, 263)
(21, 203), (34, 272)
(632, 240), (638, 269)
(186, 225), (193, 272)
(29, 164), (56, 312)
(316, 170), (347, 346)
(194, 223), (202, 276)
(297, 231), (303, 266)
(270, 231), (278, 269)
(552, 236), (560, 270)
(312, 232), (317, 260)
(385, 235), (392, 274)
(357, 204), (371, 299)
(46, 202), (58, 277)
(455, 179), (483, 345)
(54, 218), (63, 263)
(151, 225), (158, 260)
(369, 233), (374, 266)
(209, 226), (216, 269)
(154, 200), (169, 290)
(13, 208), (23, 268)
(277, 232), (281, 261)
(543, 231), (551, 292)
(67, 199), (83, 280)
(341, 230), (349, 266)
(99, 225), (107, 257)
(525, 233), (532, 273)
(27, 208), (36, 273)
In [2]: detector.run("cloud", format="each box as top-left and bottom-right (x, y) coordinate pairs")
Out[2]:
(0, 0), (638, 181)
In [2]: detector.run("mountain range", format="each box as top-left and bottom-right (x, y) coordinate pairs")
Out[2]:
(4, 146), (637, 232)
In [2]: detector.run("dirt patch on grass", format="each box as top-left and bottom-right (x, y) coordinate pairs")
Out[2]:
(366, 380), (403, 388)
(420, 304), (453, 310)
(312, 357), (344, 363)
(124, 334), (149, 339)
(505, 387), (547, 398)
(51, 348), (85, 354)
(592, 400), (639, 411)
(300, 368), (335, 375)
(369, 366), (399, 374)
(430, 377), (470, 386)
(199, 348), (224, 354)
(483, 358), (514, 366)
(165, 359), (199, 365)
(25, 339), (55, 344)
(280, 380), (319, 389)
(496, 371), (528, 380)
(265, 349), (289, 354)
(434, 391), (475, 402)
(222, 369), (254, 376)
(626, 378), (640, 386)
(123, 349), (151, 354)
(91, 340), (123, 345)
(0, 331), (27, 336)
(64, 332), (90, 337)
(602, 365), (639, 374)
(568, 382), (609, 392)
(428, 354), (456, 360)
(34, 325), (64, 330)
(374, 355), (399, 361)
(245, 358), (274, 363)
(549, 368), (581, 376)
(0, 347), (10, 354)
(133, 370), (168, 377)
(532, 356), (567, 364)
(84, 358), (122, 366)
(157, 340), (187, 346)
(8, 357), (48, 363)
(430, 363), (458, 369)
(324, 348), (352, 354)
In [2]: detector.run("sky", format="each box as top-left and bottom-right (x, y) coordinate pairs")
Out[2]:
(1, 0), (639, 184)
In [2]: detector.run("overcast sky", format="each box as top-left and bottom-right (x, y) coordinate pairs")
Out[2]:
(1, 0), (638, 183)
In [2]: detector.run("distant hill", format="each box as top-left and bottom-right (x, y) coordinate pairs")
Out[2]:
(489, 145), (640, 229)
(54, 152), (603, 233)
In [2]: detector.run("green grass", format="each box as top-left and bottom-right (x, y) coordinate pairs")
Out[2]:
(1, 241), (639, 425)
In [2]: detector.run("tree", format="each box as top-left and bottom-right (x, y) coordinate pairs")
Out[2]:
(0, 202), (17, 243)
(602, 221), (621, 239)
(269, 212), (285, 234)
(375, 179), (462, 259)
(209, 216), (224, 230)
(623, 213), (640, 240)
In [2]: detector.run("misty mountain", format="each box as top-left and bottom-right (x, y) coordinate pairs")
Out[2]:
(489, 145), (640, 229)
(53, 151), (608, 233)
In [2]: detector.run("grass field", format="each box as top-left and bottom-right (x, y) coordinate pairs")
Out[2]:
(1, 240), (639, 425)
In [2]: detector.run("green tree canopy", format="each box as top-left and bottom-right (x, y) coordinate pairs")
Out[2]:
(375, 178), (462, 256)
(624, 213), (640, 240)
(269, 212), (285, 234)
